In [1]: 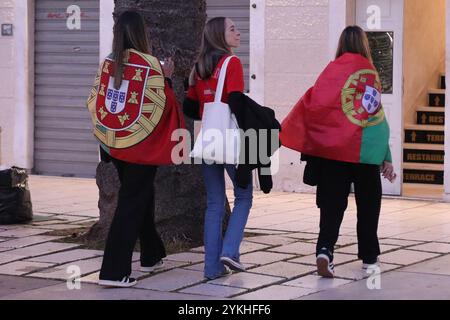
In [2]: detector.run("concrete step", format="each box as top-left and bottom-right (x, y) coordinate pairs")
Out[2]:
(403, 147), (444, 164)
(403, 143), (444, 151)
(403, 162), (444, 185)
(416, 107), (445, 125)
(428, 89), (445, 107)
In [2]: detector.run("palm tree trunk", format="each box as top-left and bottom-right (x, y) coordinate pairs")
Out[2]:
(88, 0), (230, 250)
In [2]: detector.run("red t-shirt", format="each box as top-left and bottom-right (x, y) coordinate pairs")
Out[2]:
(186, 55), (244, 118)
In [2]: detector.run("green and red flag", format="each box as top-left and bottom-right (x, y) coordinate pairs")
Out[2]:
(280, 52), (391, 165)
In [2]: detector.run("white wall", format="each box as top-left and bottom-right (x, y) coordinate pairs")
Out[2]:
(445, 0), (450, 200)
(99, 0), (114, 62)
(0, 0), (34, 170)
(0, 0), (16, 169)
(264, 0), (330, 192)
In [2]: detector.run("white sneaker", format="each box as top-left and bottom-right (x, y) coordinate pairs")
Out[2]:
(140, 260), (164, 273)
(98, 275), (137, 288)
(220, 256), (246, 272)
(316, 254), (335, 278)
(362, 258), (380, 270)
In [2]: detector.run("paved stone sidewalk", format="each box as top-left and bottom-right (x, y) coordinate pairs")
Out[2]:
(0, 175), (449, 299)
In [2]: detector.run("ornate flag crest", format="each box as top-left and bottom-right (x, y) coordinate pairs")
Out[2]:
(341, 69), (384, 128)
(87, 50), (167, 149)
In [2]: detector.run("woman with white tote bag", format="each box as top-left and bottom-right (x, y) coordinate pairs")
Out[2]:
(183, 17), (253, 280)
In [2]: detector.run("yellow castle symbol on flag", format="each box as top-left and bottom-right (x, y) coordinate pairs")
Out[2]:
(132, 69), (144, 81)
(118, 113), (130, 126)
(98, 107), (108, 120)
(128, 91), (139, 104)
(103, 61), (110, 74)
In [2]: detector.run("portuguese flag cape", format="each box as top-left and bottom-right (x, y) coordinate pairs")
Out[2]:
(86, 49), (185, 165)
(280, 53), (391, 165)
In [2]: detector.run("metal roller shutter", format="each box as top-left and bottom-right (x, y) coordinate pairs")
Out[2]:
(34, 0), (99, 177)
(206, 0), (250, 92)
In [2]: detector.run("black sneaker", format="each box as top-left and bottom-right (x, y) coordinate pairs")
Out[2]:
(316, 247), (335, 278)
(98, 275), (137, 288)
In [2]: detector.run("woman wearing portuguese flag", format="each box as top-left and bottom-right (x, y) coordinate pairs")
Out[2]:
(87, 11), (185, 287)
(280, 26), (396, 278)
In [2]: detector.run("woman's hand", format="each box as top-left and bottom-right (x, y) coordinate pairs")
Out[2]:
(380, 161), (396, 183)
(161, 57), (175, 79)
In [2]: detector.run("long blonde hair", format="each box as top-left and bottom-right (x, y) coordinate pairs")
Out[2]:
(193, 17), (231, 81)
(335, 25), (373, 63)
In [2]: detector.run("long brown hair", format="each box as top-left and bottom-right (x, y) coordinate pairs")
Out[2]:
(194, 17), (231, 80)
(335, 25), (373, 62)
(112, 11), (150, 89)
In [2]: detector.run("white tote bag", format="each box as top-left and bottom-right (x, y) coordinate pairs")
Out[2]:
(190, 56), (241, 164)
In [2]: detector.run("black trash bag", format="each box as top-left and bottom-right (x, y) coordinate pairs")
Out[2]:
(0, 167), (33, 224)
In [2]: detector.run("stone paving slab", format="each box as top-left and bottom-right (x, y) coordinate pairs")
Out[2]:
(378, 238), (425, 246)
(208, 272), (283, 290)
(400, 254), (450, 276)
(235, 285), (316, 300)
(4, 242), (80, 258)
(336, 244), (400, 255)
(28, 257), (103, 280)
(379, 249), (441, 266)
(407, 242), (450, 254)
(244, 229), (290, 235)
(0, 282), (215, 300)
(283, 274), (354, 290)
(179, 283), (247, 298)
(132, 259), (188, 274)
(267, 242), (317, 255)
(299, 271), (450, 300)
(0, 228), (50, 238)
(289, 253), (357, 266)
(31, 220), (70, 226)
(0, 253), (27, 265)
(33, 224), (85, 231)
(239, 241), (271, 254)
(134, 268), (205, 291)
(0, 261), (55, 276)
(240, 251), (295, 266)
(248, 261), (316, 279)
(165, 252), (204, 264)
(283, 232), (317, 240)
(0, 275), (62, 298)
(244, 235), (298, 246)
(0, 236), (65, 249)
(27, 249), (103, 264)
(332, 261), (401, 281)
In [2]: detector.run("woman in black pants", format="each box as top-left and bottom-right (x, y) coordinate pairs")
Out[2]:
(86, 11), (183, 287)
(281, 26), (396, 278)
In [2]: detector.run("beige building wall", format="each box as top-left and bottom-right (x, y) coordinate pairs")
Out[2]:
(445, 0), (450, 199)
(0, 0), (15, 169)
(403, 0), (446, 125)
(264, 0), (330, 192)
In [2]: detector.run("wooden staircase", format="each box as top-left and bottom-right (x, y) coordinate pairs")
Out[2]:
(403, 73), (445, 186)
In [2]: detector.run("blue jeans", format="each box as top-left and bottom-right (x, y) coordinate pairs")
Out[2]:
(202, 163), (253, 279)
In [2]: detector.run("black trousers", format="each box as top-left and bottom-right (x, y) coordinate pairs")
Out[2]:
(99, 151), (166, 280)
(315, 158), (381, 262)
